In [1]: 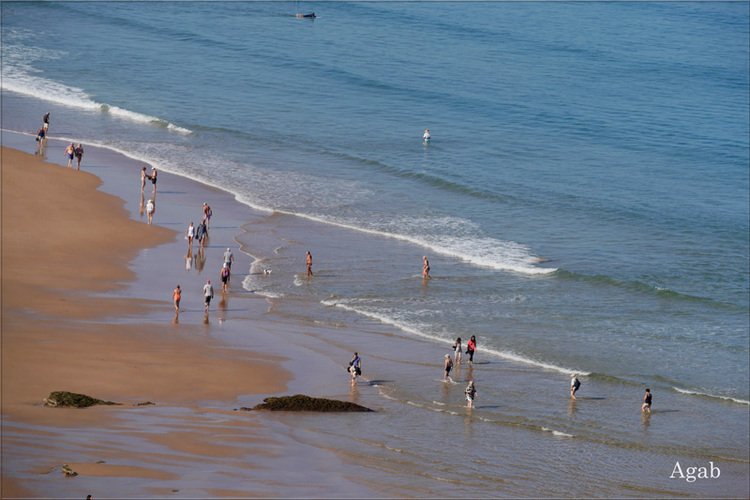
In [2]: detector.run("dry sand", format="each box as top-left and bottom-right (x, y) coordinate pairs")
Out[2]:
(1, 146), (292, 497)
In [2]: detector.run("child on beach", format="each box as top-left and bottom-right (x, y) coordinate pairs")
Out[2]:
(444, 354), (453, 382)
(465, 380), (477, 408)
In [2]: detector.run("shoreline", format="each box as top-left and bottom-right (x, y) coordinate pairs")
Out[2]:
(0, 138), (352, 497)
(3, 130), (748, 498)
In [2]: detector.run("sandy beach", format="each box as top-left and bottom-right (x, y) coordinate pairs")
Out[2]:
(1, 144), (298, 497)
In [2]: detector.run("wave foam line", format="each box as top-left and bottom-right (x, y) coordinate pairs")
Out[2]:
(278, 210), (555, 275)
(542, 427), (574, 437)
(327, 300), (589, 376)
(672, 387), (749, 406)
(1, 71), (192, 134)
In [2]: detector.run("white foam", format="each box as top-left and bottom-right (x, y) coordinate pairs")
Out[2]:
(325, 299), (589, 376)
(1, 47), (192, 135)
(542, 427), (574, 438)
(672, 387), (749, 406)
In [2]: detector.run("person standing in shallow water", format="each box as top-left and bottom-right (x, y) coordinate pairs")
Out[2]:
(444, 354), (453, 382)
(306, 251), (313, 277)
(465, 380), (477, 408)
(349, 352), (361, 384)
(642, 388), (652, 413)
(141, 167), (148, 192)
(570, 374), (581, 400)
(422, 256), (431, 279)
(172, 285), (181, 312)
(453, 337), (463, 365)
(466, 335), (476, 364)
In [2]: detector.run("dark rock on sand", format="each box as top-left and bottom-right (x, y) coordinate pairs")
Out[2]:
(43, 391), (120, 408)
(246, 394), (373, 412)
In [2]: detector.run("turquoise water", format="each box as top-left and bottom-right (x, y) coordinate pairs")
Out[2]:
(2, 1), (748, 495)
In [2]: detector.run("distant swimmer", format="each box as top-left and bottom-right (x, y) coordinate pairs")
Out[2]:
(423, 129), (431, 141)
(466, 335), (476, 364)
(641, 388), (652, 413)
(64, 143), (75, 168)
(296, 12), (316, 18)
(465, 380), (477, 408)
(422, 256), (431, 280)
(570, 374), (581, 400)
(306, 251), (313, 277)
(444, 353), (453, 382)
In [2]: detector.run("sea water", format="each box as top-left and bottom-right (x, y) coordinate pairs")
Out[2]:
(2, 1), (748, 496)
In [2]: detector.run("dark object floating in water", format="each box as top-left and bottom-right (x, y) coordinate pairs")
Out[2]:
(43, 391), (120, 408)
(296, 12), (316, 18)
(243, 394), (373, 412)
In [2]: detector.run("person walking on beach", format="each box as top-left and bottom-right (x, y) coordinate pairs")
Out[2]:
(465, 380), (478, 408)
(349, 352), (362, 384)
(74, 144), (84, 170)
(150, 167), (158, 193)
(570, 374), (581, 400)
(203, 280), (215, 312)
(423, 256), (431, 280)
(444, 354), (454, 382)
(223, 248), (234, 270)
(42, 112), (50, 132)
(146, 199), (155, 224)
(64, 143), (76, 168)
(306, 251), (313, 277)
(220, 263), (231, 293)
(453, 337), (463, 365)
(172, 285), (181, 312)
(186, 222), (195, 253)
(642, 388), (652, 413)
(466, 335), (477, 364)
(203, 203), (212, 227)
(196, 219), (208, 251)
(141, 167), (148, 192)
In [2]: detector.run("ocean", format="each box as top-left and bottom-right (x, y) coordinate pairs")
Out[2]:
(2, 1), (748, 496)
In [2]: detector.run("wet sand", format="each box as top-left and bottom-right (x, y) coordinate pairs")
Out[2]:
(1, 145), (296, 497)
